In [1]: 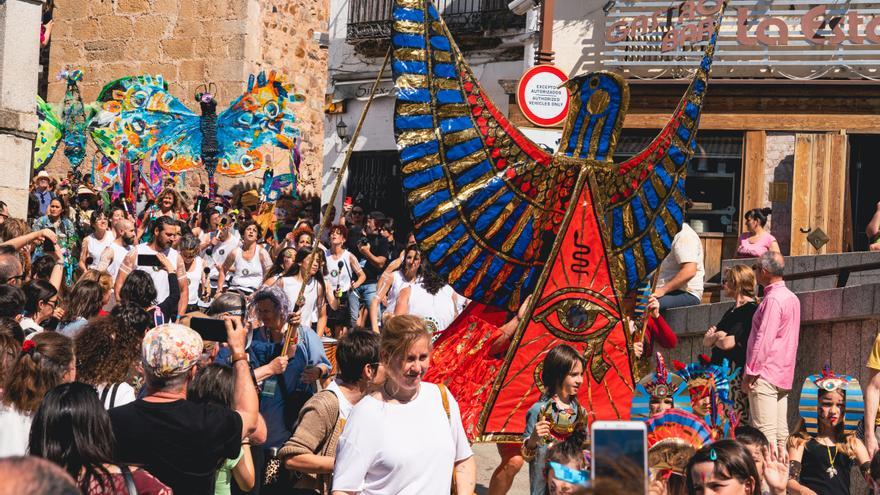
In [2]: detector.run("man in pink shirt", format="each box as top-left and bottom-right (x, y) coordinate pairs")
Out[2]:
(743, 251), (800, 449)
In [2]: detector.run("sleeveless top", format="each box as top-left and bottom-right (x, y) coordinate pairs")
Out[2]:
(407, 284), (457, 334)
(281, 276), (319, 325)
(133, 244), (179, 304)
(326, 249), (354, 293)
(800, 439), (852, 495)
(229, 246), (268, 293)
(184, 256), (204, 305)
(203, 230), (240, 285)
(85, 231), (115, 269)
(107, 243), (131, 280)
(386, 271), (417, 314)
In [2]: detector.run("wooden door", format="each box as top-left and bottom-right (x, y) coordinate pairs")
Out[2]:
(790, 133), (848, 255)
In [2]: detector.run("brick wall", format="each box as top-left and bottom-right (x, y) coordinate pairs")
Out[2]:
(44, 0), (326, 197)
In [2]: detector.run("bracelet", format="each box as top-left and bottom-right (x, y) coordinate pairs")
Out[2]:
(231, 351), (248, 364)
(789, 460), (802, 481)
(520, 441), (537, 462)
(321, 366), (331, 379)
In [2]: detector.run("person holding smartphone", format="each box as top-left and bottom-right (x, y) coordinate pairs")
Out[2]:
(521, 345), (589, 495)
(115, 216), (188, 319)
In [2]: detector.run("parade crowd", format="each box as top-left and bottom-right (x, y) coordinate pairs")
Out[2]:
(1, 172), (880, 495)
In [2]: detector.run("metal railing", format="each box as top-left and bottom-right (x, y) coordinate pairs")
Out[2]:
(347, 0), (524, 43)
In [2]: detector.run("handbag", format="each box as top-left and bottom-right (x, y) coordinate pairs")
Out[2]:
(119, 465), (137, 495)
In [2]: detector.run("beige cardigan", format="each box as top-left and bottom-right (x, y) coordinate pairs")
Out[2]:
(278, 389), (343, 494)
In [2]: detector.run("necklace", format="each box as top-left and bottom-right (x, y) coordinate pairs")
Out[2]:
(384, 381), (419, 403)
(826, 444), (838, 478)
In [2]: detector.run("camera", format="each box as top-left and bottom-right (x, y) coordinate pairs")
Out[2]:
(357, 237), (370, 247)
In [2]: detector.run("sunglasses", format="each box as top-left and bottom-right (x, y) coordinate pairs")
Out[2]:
(44, 298), (59, 308)
(2, 274), (25, 284)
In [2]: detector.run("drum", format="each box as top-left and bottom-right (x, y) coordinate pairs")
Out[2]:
(321, 336), (338, 375)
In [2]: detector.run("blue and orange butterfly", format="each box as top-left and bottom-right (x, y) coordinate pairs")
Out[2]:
(94, 71), (305, 193)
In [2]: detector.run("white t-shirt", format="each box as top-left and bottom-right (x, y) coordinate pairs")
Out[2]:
(184, 256), (205, 306)
(95, 382), (137, 409)
(0, 405), (33, 457)
(406, 284), (458, 334)
(333, 382), (473, 495)
(106, 243), (131, 280)
(85, 231), (115, 269)
(326, 379), (354, 420)
(656, 223), (705, 301)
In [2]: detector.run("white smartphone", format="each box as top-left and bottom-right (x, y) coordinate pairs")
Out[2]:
(591, 420), (648, 494)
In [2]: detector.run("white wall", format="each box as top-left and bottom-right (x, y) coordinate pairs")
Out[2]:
(553, 0), (603, 77)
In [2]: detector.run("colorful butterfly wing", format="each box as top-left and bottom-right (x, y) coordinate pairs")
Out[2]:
(599, 8), (725, 293)
(215, 71), (304, 177)
(35, 96), (63, 171)
(392, 0), (574, 311)
(99, 74), (203, 172)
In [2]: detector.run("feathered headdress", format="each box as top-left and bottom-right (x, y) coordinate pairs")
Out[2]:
(799, 364), (864, 435)
(673, 356), (738, 428)
(647, 409), (712, 478)
(631, 353), (689, 419)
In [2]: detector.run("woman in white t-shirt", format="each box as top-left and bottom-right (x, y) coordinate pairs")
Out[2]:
(371, 244), (421, 332)
(394, 267), (461, 336)
(217, 221), (272, 295)
(277, 247), (338, 337)
(0, 332), (75, 457)
(332, 314), (475, 495)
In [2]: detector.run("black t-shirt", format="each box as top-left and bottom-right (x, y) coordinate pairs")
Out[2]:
(352, 232), (390, 284)
(109, 399), (242, 495)
(709, 301), (758, 370)
(800, 439), (852, 495)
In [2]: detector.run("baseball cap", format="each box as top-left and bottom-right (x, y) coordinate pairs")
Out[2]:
(141, 323), (204, 378)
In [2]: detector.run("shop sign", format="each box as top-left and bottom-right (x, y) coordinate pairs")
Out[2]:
(516, 65), (569, 127)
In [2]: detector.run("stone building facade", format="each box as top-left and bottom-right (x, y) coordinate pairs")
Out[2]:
(44, 0), (327, 197)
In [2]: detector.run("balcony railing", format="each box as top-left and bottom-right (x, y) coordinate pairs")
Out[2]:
(346, 0), (525, 48)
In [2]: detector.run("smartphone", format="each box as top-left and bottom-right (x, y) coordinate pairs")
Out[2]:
(138, 254), (162, 267)
(591, 420), (647, 494)
(189, 316), (228, 343)
(344, 196), (352, 207)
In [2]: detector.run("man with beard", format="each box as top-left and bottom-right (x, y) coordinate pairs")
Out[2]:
(115, 216), (188, 319)
(98, 218), (136, 280)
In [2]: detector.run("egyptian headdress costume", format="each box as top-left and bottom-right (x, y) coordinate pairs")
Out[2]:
(799, 366), (865, 435)
(394, 0), (727, 441)
(673, 357), (737, 438)
(631, 353), (690, 420)
(646, 408), (712, 481)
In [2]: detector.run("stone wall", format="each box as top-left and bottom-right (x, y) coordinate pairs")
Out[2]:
(764, 132), (795, 253)
(42, 0), (326, 197)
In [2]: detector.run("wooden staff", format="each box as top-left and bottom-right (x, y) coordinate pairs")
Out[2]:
(280, 47), (392, 356)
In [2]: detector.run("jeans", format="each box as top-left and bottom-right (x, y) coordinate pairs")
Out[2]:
(657, 290), (701, 311)
(349, 283), (377, 328)
(748, 377), (790, 449)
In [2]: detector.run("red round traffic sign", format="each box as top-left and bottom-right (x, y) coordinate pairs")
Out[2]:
(516, 65), (570, 127)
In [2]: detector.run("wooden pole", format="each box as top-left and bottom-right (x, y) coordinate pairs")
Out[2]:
(536, 0), (555, 65)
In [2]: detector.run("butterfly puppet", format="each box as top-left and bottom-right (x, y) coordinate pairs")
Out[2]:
(34, 69), (114, 173)
(393, 0), (727, 441)
(94, 71), (305, 197)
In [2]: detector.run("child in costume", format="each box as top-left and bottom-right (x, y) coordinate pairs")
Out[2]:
(521, 344), (589, 495)
(674, 356), (738, 440)
(631, 353), (689, 420)
(543, 431), (590, 495)
(646, 408), (713, 495)
(787, 366), (871, 495)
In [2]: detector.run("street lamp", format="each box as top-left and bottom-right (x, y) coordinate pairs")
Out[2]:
(336, 118), (349, 143)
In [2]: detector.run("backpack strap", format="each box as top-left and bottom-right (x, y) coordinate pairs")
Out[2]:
(109, 383), (120, 409)
(119, 464), (138, 495)
(99, 385), (110, 407)
(437, 383), (451, 421)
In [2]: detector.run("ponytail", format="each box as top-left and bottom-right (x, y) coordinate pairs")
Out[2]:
(3, 332), (74, 414)
(745, 208), (772, 227)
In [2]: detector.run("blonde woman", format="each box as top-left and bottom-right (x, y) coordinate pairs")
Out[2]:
(702, 264), (758, 422)
(332, 315), (475, 495)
